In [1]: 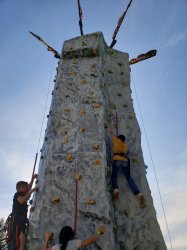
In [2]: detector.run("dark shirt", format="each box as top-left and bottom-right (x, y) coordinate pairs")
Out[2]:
(12, 192), (28, 216)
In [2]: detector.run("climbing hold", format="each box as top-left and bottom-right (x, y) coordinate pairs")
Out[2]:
(51, 197), (60, 205)
(64, 108), (70, 113)
(51, 91), (54, 95)
(90, 73), (97, 77)
(92, 103), (101, 109)
(129, 115), (133, 120)
(117, 93), (122, 96)
(104, 123), (108, 129)
(123, 104), (128, 108)
(70, 71), (77, 76)
(81, 41), (87, 46)
(92, 48), (97, 56)
(47, 114), (49, 118)
(60, 127), (68, 135)
(94, 159), (101, 166)
(75, 173), (82, 181)
(30, 207), (35, 213)
(72, 59), (77, 64)
(40, 156), (44, 160)
(91, 64), (96, 69)
(79, 110), (86, 116)
(67, 81), (73, 86)
(86, 199), (96, 205)
(66, 154), (74, 161)
(132, 158), (139, 164)
(86, 90), (94, 97)
(80, 79), (86, 85)
(124, 208), (129, 217)
(62, 137), (68, 144)
(44, 137), (48, 141)
(93, 144), (99, 150)
(107, 69), (113, 74)
(120, 72), (124, 75)
(118, 62), (123, 66)
(53, 79), (56, 82)
(79, 128), (85, 133)
(69, 47), (73, 51)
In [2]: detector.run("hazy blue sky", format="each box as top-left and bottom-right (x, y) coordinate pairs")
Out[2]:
(0, 1), (187, 249)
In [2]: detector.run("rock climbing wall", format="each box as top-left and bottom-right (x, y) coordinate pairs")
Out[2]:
(28, 32), (167, 250)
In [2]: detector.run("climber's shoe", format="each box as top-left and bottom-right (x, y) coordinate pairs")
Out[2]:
(113, 188), (120, 200)
(137, 193), (145, 208)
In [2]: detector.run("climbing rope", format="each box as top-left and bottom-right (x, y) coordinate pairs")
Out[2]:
(110, 0), (133, 48)
(131, 73), (174, 250)
(77, 0), (84, 36)
(31, 58), (55, 177)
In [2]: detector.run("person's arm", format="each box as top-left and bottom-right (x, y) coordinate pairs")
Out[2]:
(81, 225), (105, 248)
(43, 231), (53, 250)
(28, 174), (38, 191)
(17, 187), (39, 204)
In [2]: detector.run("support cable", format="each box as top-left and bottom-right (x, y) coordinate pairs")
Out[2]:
(131, 73), (174, 250)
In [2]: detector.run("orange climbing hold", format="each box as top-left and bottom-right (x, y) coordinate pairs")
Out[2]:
(86, 199), (96, 205)
(79, 110), (86, 116)
(93, 144), (99, 150)
(51, 197), (60, 205)
(79, 128), (85, 133)
(64, 108), (70, 113)
(75, 173), (82, 181)
(66, 154), (74, 161)
(94, 159), (101, 166)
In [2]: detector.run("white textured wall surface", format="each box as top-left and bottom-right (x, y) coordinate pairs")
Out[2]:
(28, 32), (167, 250)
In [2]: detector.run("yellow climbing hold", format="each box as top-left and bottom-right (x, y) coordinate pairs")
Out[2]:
(75, 173), (82, 181)
(92, 48), (97, 56)
(60, 127), (68, 135)
(80, 79), (86, 85)
(93, 144), (99, 150)
(51, 197), (60, 205)
(94, 159), (101, 166)
(93, 103), (101, 109)
(62, 138), (68, 144)
(64, 108), (70, 113)
(79, 128), (85, 133)
(66, 154), (74, 161)
(70, 71), (77, 76)
(86, 199), (96, 205)
(79, 110), (86, 116)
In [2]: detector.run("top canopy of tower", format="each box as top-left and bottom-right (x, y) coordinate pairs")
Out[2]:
(62, 32), (129, 60)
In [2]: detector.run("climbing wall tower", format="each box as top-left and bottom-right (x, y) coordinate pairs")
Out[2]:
(28, 32), (167, 250)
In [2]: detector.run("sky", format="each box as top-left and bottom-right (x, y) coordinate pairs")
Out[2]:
(0, 0), (187, 249)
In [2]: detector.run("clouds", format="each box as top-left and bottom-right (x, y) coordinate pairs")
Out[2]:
(158, 30), (187, 50)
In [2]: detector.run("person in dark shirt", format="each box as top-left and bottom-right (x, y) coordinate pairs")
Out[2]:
(11, 174), (38, 250)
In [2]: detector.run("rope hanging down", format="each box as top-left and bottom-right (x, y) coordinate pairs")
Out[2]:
(31, 58), (55, 180)
(29, 31), (60, 59)
(131, 74), (174, 250)
(110, 0), (133, 48)
(77, 0), (84, 35)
